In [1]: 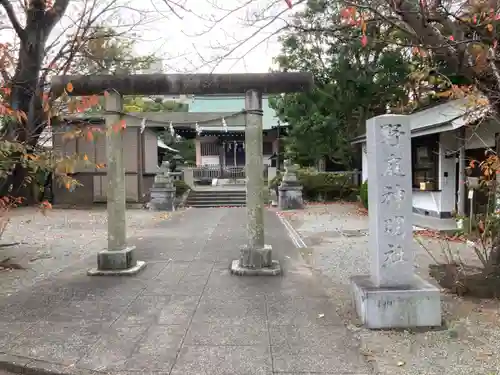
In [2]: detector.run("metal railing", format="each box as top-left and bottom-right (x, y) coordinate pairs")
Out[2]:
(191, 165), (245, 180)
(187, 164), (270, 181)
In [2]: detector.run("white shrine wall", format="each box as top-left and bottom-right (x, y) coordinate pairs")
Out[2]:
(361, 129), (461, 219)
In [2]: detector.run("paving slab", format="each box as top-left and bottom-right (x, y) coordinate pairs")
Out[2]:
(0, 207), (373, 375)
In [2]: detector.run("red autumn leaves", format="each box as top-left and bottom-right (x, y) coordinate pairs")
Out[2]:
(340, 7), (368, 46)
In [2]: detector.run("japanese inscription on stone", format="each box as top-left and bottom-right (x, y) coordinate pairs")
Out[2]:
(382, 244), (404, 268)
(366, 115), (413, 287)
(381, 123), (406, 146)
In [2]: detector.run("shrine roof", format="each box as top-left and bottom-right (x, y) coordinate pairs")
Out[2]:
(189, 94), (283, 130)
(351, 98), (489, 144)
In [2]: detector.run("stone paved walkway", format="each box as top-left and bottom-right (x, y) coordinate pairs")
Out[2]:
(0, 208), (371, 375)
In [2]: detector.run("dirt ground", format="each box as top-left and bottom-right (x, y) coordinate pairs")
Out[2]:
(283, 203), (500, 375)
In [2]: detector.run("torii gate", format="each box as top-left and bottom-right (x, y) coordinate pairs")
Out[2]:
(51, 73), (313, 276)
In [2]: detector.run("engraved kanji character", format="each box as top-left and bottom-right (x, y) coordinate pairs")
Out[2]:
(382, 244), (405, 267)
(381, 123), (405, 146)
(381, 185), (405, 205)
(384, 154), (405, 176)
(384, 216), (405, 236)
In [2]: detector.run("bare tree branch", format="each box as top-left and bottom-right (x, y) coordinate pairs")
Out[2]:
(0, 0), (26, 42)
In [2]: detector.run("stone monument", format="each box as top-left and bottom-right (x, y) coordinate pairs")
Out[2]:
(350, 115), (441, 329)
(278, 160), (304, 210)
(149, 161), (176, 211)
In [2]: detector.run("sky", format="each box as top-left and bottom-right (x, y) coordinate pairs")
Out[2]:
(122, 0), (294, 73)
(0, 0), (297, 75)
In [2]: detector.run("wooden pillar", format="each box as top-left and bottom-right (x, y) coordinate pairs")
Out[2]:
(218, 138), (224, 178)
(137, 128), (144, 202)
(234, 141), (237, 167)
(195, 139), (201, 166)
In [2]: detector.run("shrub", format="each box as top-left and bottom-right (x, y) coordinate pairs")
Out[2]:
(360, 180), (368, 209)
(269, 174), (282, 190)
(174, 180), (190, 197)
(269, 170), (359, 202)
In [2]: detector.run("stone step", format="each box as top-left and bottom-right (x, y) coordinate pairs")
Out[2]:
(187, 195), (246, 201)
(192, 191), (246, 196)
(188, 202), (246, 208)
(187, 199), (246, 205)
(186, 189), (247, 208)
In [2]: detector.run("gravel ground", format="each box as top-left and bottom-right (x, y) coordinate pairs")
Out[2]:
(0, 207), (177, 297)
(284, 203), (500, 375)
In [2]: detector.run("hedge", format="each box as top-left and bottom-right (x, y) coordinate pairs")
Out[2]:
(270, 170), (359, 202)
(360, 180), (368, 209)
(174, 180), (190, 197)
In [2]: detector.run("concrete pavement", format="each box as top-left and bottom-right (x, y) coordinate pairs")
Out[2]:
(0, 207), (372, 375)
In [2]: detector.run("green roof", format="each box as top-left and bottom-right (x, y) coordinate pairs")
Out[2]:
(189, 94), (280, 130)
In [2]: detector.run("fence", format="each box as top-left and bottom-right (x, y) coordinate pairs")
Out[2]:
(186, 164), (270, 181)
(331, 170), (361, 186)
(191, 165), (245, 180)
(183, 164), (358, 185)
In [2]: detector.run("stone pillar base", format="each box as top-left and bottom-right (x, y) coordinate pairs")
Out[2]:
(231, 244), (281, 276)
(149, 187), (176, 211)
(87, 246), (146, 276)
(350, 274), (442, 329)
(230, 259), (281, 276)
(278, 186), (304, 210)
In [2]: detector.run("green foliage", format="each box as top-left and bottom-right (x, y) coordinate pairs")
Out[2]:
(174, 180), (190, 197)
(172, 139), (196, 164)
(360, 180), (368, 210)
(122, 96), (194, 164)
(270, 0), (412, 167)
(77, 26), (155, 75)
(270, 170), (358, 202)
(123, 98), (189, 113)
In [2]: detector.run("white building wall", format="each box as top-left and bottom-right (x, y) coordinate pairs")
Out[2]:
(413, 191), (441, 213)
(438, 131), (458, 214)
(263, 155), (273, 166)
(361, 144), (368, 182)
(200, 156), (220, 165)
(361, 130), (458, 217)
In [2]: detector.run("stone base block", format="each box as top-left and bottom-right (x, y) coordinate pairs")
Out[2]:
(278, 186), (304, 210)
(230, 259), (281, 276)
(88, 246), (146, 276)
(351, 274), (442, 329)
(88, 260), (146, 276)
(149, 187), (175, 211)
(239, 244), (273, 268)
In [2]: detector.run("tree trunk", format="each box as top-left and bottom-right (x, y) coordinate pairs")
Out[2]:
(1, 2), (66, 202)
(3, 35), (45, 201)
